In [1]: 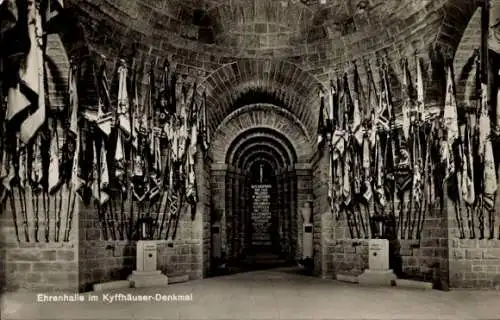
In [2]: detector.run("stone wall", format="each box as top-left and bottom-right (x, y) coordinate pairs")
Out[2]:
(78, 148), (207, 291)
(1, 190), (78, 292)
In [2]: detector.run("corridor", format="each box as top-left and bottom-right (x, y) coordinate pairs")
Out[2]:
(2, 269), (500, 320)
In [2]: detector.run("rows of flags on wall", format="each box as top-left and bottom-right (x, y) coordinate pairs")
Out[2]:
(0, 0), (210, 242)
(318, 49), (500, 240)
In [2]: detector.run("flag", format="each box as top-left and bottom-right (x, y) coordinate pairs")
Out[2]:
(30, 134), (43, 191)
(6, 1), (46, 144)
(401, 59), (412, 141)
(48, 124), (61, 194)
(149, 131), (162, 201)
(377, 66), (392, 132)
(317, 94), (326, 145)
(62, 63), (79, 186)
(117, 62), (132, 137)
(18, 142), (28, 189)
(0, 149), (15, 194)
(483, 139), (497, 211)
(415, 56), (425, 121)
(70, 121), (83, 195)
(327, 151), (335, 215)
(489, 1), (500, 54)
(328, 79), (336, 129)
(114, 130), (125, 179)
(365, 61), (378, 148)
(443, 66), (459, 180)
(91, 139), (109, 205)
(131, 136), (149, 203)
(95, 64), (113, 136)
(352, 65), (364, 145)
(362, 136), (373, 202)
(461, 120), (475, 205)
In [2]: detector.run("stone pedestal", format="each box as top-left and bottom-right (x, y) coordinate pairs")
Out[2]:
(127, 241), (168, 288)
(357, 239), (396, 286)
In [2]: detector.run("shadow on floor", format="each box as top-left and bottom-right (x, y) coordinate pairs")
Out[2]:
(209, 251), (311, 277)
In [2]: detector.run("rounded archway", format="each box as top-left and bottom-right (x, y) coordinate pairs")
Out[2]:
(208, 103), (312, 273)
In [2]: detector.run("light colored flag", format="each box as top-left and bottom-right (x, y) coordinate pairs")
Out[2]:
(96, 66), (113, 136)
(18, 142), (28, 189)
(479, 83), (491, 156)
(442, 66), (459, 179)
(114, 131), (125, 179)
(48, 127), (61, 194)
(1, 151), (15, 192)
(99, 142), (109, 195)
(483, 139), (497, 211)
(68, 65), (78, 136)
(9, 2), (46, 144)
(91, 141), (109, 205)
(401, 61), (411, 140)
(352, 69), (363, 145)
(461, 122), (475, 205)
(117, 64), (132, 137)
(415, 57), (425, 121)
(30, 134), (44, 189)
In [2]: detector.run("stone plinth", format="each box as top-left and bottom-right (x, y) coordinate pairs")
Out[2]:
(127, 241), (168, 288)
(358, 239), (396, 286)
(128, 270), (169, 288)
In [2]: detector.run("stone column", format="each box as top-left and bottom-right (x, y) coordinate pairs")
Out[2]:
(239, 172), (246, 257)
(233, 169), (241, 260)
(282, 168), (290, 256)
(211, 163), (227, 258)
(276, 169), (284, 255)
(295, 163), (312, 261)
(226, 168), (234, 260)
(289, 167), (297, 260)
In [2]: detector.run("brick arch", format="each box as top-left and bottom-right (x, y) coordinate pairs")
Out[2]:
(233, 139), (291, 170)
(210, 103), (313, 163)
(199, 60), (324, 138)
(244, 154), (280, 174)
(227, 130), (296, 168)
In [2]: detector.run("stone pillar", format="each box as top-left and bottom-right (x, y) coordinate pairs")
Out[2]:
(245, 174), (252, 252)
(276, 169), (284, 255)
(226, 168), (234, 260)
(282, 168), (290, 256)
(295, 163), (312, 261)
(239, 172), (246, 257)
(211, 163), (227, 258)
(233, 169), (241, 260)
(289, 167), (297, 260)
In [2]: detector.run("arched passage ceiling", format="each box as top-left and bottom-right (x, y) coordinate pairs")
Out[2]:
(211, 104), (310, 163)
(199, 60), (323, 137)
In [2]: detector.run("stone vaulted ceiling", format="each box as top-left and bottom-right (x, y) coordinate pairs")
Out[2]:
(64, 0), (466, 139)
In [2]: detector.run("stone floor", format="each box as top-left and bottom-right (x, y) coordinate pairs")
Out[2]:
(2, 267), (500, 320)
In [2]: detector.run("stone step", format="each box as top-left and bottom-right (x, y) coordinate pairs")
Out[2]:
(168, 275), (189, 284)
(395, 279), (433, 290)
(93, 280), (131, 292)
(335, 274), (359, 283)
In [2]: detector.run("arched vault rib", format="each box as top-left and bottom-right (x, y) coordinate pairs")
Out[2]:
(242, 151), (282, 174)
(236, 144), (288, 171)
(199, 60), (324, 140)
(211, 104), (310, 163)
(231, 137), (292, 170)
(226, 129), (296, 167)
